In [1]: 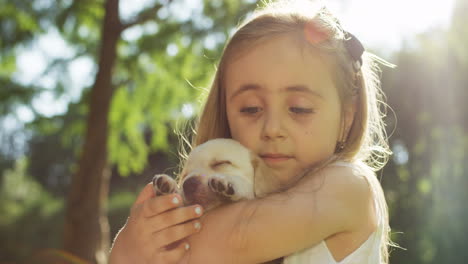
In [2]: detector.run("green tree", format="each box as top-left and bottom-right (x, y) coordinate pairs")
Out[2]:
(1, 0), (257, 262)
(0, 0), (47, 173)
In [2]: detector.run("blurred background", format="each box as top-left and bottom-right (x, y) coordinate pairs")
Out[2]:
(1, 0), (467, 263)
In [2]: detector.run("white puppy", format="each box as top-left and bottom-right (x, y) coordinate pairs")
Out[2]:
(152, 138), (281, 211)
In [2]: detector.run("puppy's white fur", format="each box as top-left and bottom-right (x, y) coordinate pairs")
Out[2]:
(153, 138), (281, 210)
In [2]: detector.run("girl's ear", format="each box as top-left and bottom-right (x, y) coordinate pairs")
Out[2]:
(250, 152), (281, 197)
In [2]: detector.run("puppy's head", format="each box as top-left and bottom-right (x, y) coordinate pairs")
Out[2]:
(179, 138), (256, 210)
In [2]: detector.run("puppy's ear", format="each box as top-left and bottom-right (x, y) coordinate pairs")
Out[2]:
(251, 152), (281, 197)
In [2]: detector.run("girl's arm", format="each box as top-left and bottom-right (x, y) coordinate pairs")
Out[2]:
(181, 165), (374, 263)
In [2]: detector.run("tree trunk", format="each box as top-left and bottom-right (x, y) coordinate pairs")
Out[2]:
(63, 0), (121, 263)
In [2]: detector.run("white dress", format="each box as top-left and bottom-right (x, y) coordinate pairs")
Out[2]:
(283, 161), (384, 264)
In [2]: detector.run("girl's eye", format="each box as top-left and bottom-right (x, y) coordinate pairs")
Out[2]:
(289, 107), (315, 114)
(240, 107), (261, 114)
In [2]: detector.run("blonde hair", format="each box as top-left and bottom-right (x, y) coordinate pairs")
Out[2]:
(183, 0), (394, 262)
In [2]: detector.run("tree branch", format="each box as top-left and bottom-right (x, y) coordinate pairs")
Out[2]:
(121, 0), (173, 31)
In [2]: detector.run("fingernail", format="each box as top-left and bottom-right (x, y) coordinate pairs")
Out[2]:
(172, 196), (180, 205)
(194, 206), (202, 215)
(185, 243), (190, 251)
(194, 222), (201, 230)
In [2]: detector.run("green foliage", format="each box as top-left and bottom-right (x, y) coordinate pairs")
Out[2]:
(0, 0), (42, 51)
(105, 0), (257, 176)
(109, 39), (212, 176)
(0, 157), (141, 263)
(380, 1), (468, 261)
(1, 0), (258, 179)
(0, 158), (64, 262)
(107, 190), (138, 238)
(23, 98), (87, 197)
(0, 159), (61, 225)
(55, 0), (104, 59)
(0, 78), (45, 116)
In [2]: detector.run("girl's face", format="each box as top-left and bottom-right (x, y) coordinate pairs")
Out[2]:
(225, 35), (349, 185)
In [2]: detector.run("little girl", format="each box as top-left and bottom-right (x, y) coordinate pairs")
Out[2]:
(110, 0), (393, 263)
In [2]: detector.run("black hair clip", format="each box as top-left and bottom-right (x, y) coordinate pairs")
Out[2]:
(344, 31), (364, 72)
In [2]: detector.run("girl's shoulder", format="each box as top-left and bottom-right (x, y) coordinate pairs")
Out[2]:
(313, 160), (374, 196)
(328, 160), (375, 175)
(302, 161), (380, 261)
(300, 160), (376, 230)
(317, 160), (385, 235)
(290, 161), (374, 226)
(323, 160), (379, 196)
(326, 160), (385, 222)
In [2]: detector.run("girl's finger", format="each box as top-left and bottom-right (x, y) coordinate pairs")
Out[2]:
(140, 193), (183, 218)
(134, 182), (155, 205)
(150, 205), (203, 233)
(154, 219), (202, 249)
(157, 241), (190, 264)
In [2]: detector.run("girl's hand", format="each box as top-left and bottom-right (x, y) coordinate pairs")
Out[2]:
(109, 183), (204, 264)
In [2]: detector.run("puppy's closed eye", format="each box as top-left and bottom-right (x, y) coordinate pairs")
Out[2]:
(211, 160), (232, 169)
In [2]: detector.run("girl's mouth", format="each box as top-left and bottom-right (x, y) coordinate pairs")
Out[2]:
(260, 153), (293, 165)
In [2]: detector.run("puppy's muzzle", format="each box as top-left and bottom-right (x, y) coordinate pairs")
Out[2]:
(182, 176), (203, 200)
(182, 175), (221, 210)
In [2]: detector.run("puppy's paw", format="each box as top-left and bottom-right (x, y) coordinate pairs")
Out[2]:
(208, 175), (237, 200)
(152, 174), (178, 196)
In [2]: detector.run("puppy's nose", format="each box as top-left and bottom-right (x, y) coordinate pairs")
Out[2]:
(183, 176), (202, 197)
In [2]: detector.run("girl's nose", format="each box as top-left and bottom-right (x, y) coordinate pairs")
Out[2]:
(261, 112), (285, 140)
